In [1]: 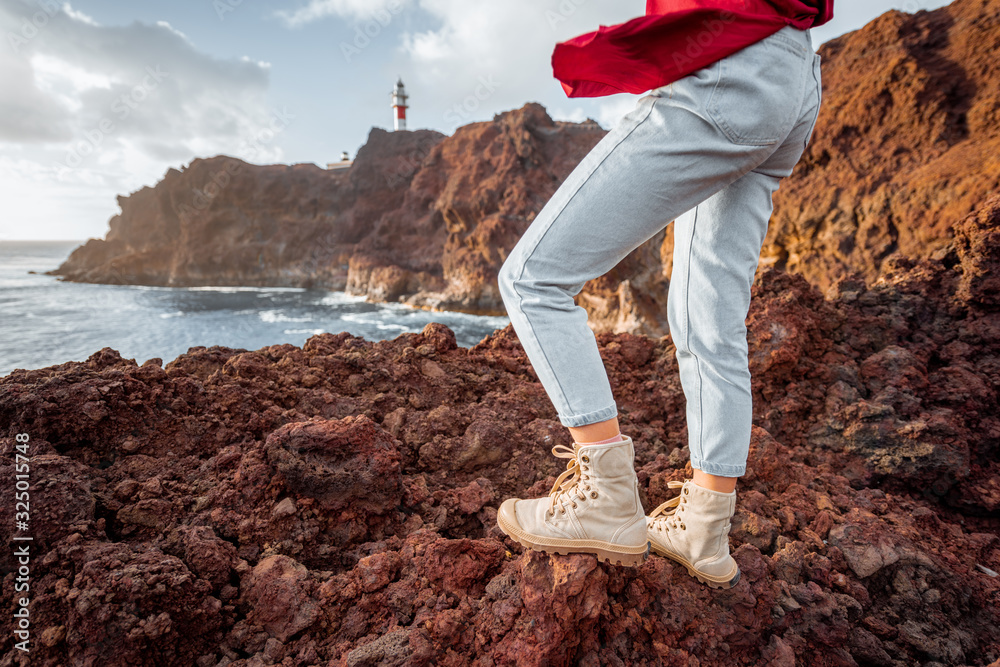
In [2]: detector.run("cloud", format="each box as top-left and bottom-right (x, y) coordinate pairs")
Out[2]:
(0, 0), (283, 239)
(0, 48), (72, 141)
(397, 0), (639, 132)
(0, 0), (278, 155)
(62, 4), (97, 26)
(275, 0), (413, 27)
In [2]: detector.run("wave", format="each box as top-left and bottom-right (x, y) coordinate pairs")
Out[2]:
(258, 310), (314, 323)
(318, 291), (370, 306)
(187, 286), (306, 293)
(283, 328), (326, 335)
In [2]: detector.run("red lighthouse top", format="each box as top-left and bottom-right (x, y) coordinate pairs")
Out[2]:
(391, 78), (409, 129)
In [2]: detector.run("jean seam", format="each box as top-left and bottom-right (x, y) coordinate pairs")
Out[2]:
(802, 56), (822, 150)
(690, 456), (746, 476)
(508, 97), (657, 421)
(683, 206), (705, 468)
(769, 32), (810, 56)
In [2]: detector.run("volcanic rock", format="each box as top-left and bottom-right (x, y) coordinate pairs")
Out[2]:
(4, 191), (1000, 662)
(760, 0), (1000, 292)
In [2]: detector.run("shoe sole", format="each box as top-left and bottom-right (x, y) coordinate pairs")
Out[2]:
(497, 503), (650, 567)
(649, 543), (742, 589)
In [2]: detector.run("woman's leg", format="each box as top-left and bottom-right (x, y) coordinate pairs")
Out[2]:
(668, 169), (784, 490)
(647, 28), (823, 587)
(496, 94), (784, 433)
(669, 36), (823, 490)
(494, 25), (819, 566)
(498, 24), (819, 453)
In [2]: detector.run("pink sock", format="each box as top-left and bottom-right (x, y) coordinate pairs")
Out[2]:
(576, 432), (624, 446)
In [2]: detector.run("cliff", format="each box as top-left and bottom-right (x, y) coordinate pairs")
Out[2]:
(760, 0), (1000, 292)
(3, 192), (999, 665)
(48, 104), (621, 318)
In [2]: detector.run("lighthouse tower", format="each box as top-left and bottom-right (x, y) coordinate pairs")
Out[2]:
(391, 78), (408, 131)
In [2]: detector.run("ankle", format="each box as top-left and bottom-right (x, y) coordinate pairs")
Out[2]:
(576, 432), (624, 446)
(691, 469), (738, 494)
(690, 479), (737, 495)
(567, 416), (621, 444)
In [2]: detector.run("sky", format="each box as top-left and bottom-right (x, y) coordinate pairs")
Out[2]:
(0, 0), (955, 241)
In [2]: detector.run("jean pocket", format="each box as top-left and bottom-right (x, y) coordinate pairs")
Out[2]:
(706, 34), (809, 146)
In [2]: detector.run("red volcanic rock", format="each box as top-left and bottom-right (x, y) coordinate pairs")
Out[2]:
(55, 542), (227, 665)
(758, 0), (1000, 292)
(500, 551), (608, 665)
(264, 415), (403, 515)
(0, 454), (96, 553)
(955, 192), (1000, 308)
(171, 525), (241, 589)
(49, 126), (443, 290)
(4, 203), (1000, 663)
(241, 554), (321, 643)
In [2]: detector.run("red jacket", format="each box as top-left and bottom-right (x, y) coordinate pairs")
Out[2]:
(552, 0), (834, 98)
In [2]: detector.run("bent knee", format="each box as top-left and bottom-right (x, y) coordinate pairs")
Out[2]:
(497, 253), (521, 299)
(498, 250), (587, 305)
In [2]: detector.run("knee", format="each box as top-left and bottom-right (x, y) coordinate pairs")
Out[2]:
(498, 247), (584, 308)
(497, 251), (522, 305)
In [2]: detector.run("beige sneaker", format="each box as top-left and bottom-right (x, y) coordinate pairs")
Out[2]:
(647, 479), (742, 589)
(496, 435), (650, 566)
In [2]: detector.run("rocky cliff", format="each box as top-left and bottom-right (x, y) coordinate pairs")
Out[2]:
(3, 192), (1000, 665)
(49, 104), (618, 318)
(760, 0), (1000, 293)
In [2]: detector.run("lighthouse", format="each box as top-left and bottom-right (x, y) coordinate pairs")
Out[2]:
(391, 78), (408, 131)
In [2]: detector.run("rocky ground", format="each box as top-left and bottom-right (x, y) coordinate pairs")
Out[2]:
(3, 191), (1000, 665)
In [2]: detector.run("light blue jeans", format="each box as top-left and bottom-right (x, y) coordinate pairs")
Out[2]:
(497, 25), (822, 477)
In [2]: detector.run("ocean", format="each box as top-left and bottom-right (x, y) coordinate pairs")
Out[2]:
(0, 241), (511, 378)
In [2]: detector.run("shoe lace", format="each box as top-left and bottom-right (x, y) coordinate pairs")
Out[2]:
(648, 480), (689, 531)
(546, 444), (592, 516)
